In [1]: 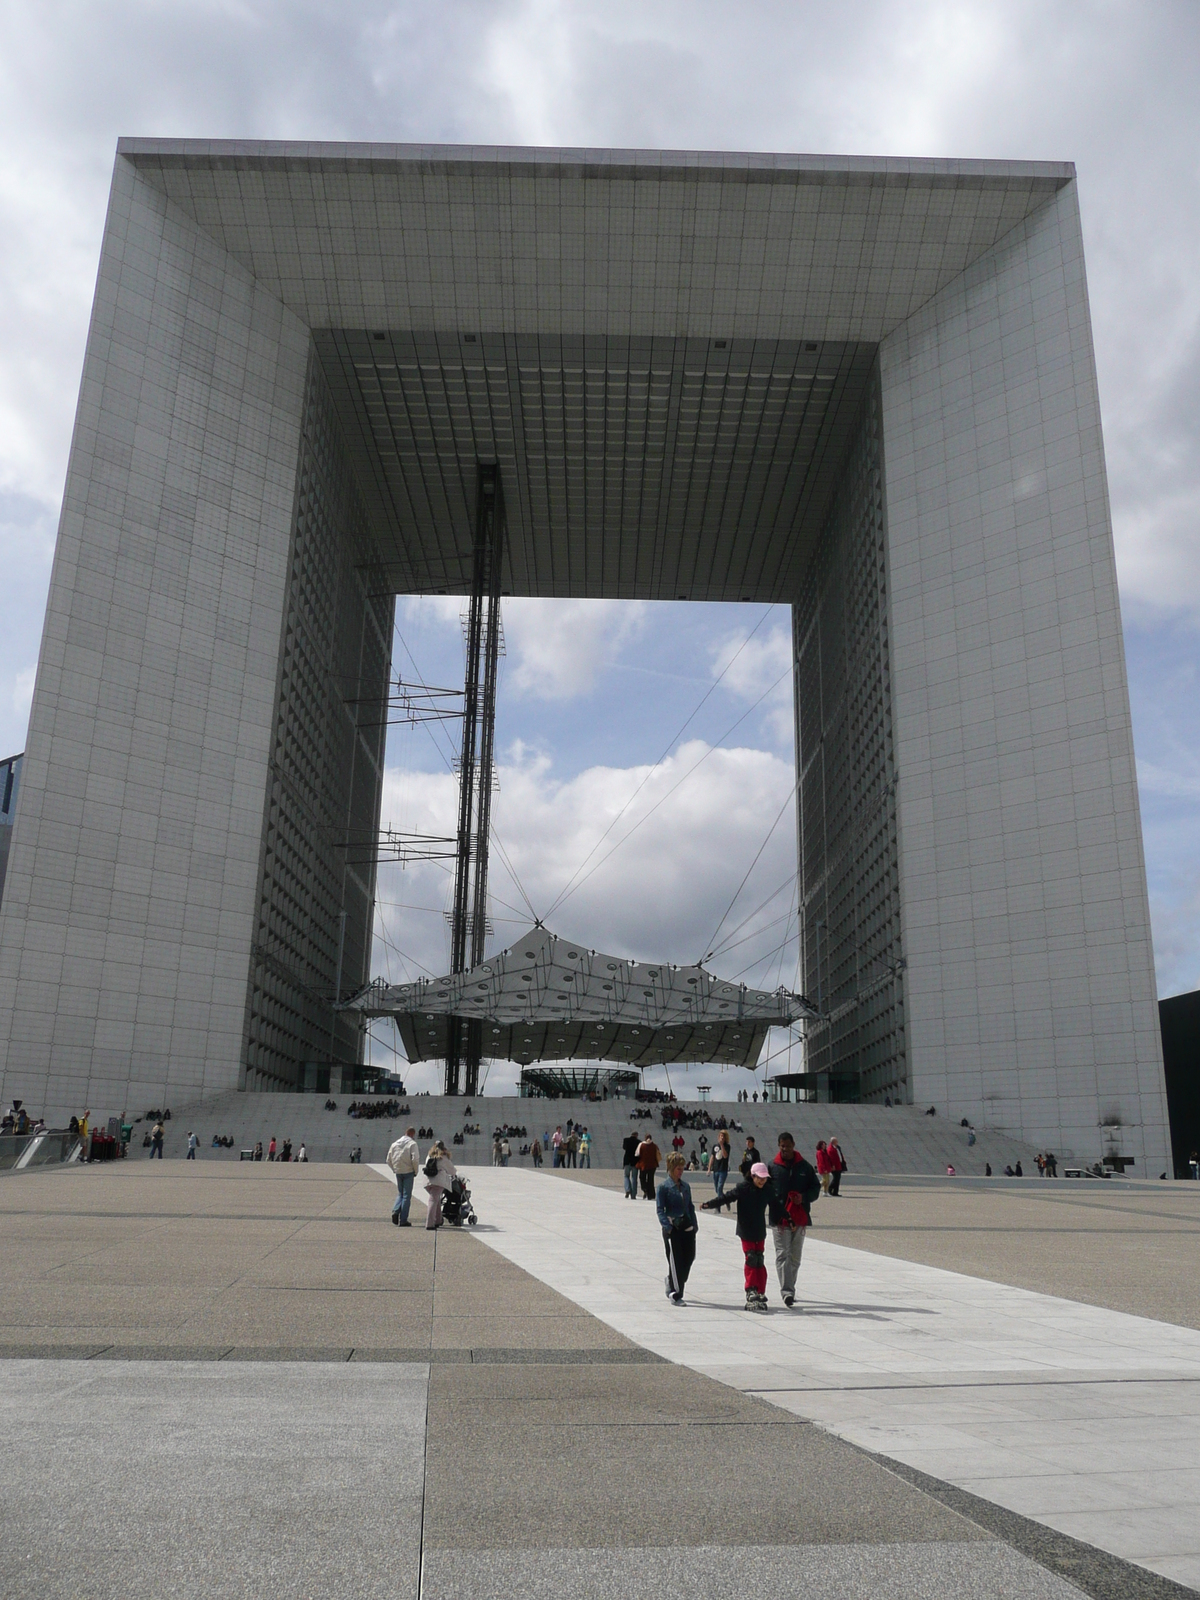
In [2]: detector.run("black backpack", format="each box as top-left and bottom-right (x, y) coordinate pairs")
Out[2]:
(424, 1154), (441, 1180)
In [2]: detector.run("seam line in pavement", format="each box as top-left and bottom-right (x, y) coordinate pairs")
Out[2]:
(0, 1344), (665, 1364)
(750, 1375), (1200, 1394)
(864, 1448), (1199, 1600)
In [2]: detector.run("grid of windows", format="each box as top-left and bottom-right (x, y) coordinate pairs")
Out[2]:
(317, 331), (878, 602)
(242, 352), (393, 1091)
(794, 368), (905, 1102)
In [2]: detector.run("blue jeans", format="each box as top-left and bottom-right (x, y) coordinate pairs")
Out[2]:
(623, 1164), (637, 1197)
(150, 1142), (163, 1159)
(392, 1172), (414, 1222)
(713, 1167), (727, 1197)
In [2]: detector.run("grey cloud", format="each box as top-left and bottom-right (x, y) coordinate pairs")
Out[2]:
(3, 0), (1200, 1000)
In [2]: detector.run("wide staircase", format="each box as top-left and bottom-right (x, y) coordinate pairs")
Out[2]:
(144, 1090), (1043, 1177)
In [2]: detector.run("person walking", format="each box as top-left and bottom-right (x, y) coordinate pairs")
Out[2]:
(499, 1136), (511, 1167)
(491, 1134), (503, 1166)
(815, 1139), (831, 1194)
(531, 1137), (543, 1168)
(149, 1119), (165, 1159)
(739, 1134), (762, 1179)
(387, 1126), (419, 1226)
(186, 1131), (198, 1161)
(636, 1133), (661, 1200)
(622, 1129), (640, 1199)
(827, 1138), (846, 1197)
(267, 1136), (276, 1162)
(579, 1128), (592, 1168)
(769, 1132), (820, 1308)
(711, 1130), (731, 1197)
(297, 1142), (308, 1163)
(656, 1153), (698, 1305)
(702, 1161), (774, 1311)
(423, 1141), (456, 1231)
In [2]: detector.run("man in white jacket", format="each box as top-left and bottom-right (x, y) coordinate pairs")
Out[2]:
(387, 1126), (420, 1227)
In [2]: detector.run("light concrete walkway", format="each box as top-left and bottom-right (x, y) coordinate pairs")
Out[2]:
(451, 1165), (1200, 1590)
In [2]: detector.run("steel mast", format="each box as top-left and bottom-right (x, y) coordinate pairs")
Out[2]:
(445, 465), (505, 1096)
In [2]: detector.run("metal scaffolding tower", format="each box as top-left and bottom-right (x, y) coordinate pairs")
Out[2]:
(445, 464), (505, 1095)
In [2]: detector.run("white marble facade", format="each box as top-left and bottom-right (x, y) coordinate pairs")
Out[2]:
(0, 143), (1172, 1173)
(880, 184), (1169, 1174)
(0, 158), (312, 1120)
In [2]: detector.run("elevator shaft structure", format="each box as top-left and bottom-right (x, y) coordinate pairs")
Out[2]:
(445, 465), (505, 1096)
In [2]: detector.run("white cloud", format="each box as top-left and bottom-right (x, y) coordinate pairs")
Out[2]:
(1148, 883), (1200, 1000)
(711, 623), (793, 744)
(1137, 758), (1200, 802)
(2, 0), (1200, 1055)
(369, 736), (801, 1091)
(10, 668), (35, 721)
(503, 598), (647, 700)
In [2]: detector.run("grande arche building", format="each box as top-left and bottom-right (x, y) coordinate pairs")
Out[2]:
(0, 140), (1173, 1174)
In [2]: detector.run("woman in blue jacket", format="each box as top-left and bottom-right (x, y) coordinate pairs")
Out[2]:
(656, 1153), (698, 1304)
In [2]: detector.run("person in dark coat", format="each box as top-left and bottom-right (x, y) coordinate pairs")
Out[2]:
(739, 1135), (763, 1179)
(621, 1129), (641, 1199)
(702, 1161), (774, 1311)
(770, 1133), (821, 1307)
(827, 1137), (846, 1197)
(656, 1153), (698, 1304)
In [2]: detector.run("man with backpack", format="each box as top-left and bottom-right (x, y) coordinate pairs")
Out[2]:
(770, 1132), (821, 1308)
(387, 1126), (419, 1227)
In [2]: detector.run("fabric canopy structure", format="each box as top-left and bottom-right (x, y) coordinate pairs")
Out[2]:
(343, 926), (813, 1070)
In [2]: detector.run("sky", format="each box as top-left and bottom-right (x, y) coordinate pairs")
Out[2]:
(0, 1), (1198, 1095)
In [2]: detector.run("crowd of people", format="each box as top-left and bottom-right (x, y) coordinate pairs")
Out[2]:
(347, 1099), (410, 1120)
(659, 1105), (744, 1134)
(533, 1122), (592, 1168)
(3, 1104), (44, 1136)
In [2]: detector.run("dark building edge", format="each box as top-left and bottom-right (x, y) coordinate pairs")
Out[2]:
(239, 344), (394, 1093)
(1158, 990), (1200, 1177)
(793, 360), (906, 1104)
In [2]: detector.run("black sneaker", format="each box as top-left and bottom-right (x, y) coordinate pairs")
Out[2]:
(397, 1220), (411, 1228)
(391, 1213), (399, 1226)
(783, 1292), (794, 1307)
(671, 1294), (686, 1306)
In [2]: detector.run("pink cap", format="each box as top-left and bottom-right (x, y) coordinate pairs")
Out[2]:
(750, 1162), (771, 1180)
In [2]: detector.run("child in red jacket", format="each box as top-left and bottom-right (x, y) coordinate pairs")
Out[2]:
(701, 1162), (775, 1312)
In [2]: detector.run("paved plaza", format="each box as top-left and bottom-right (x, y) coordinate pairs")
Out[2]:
(1, 1162), (1196, 1598)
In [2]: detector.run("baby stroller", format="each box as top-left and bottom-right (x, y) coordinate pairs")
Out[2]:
(441, 1175), (478, 1227)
